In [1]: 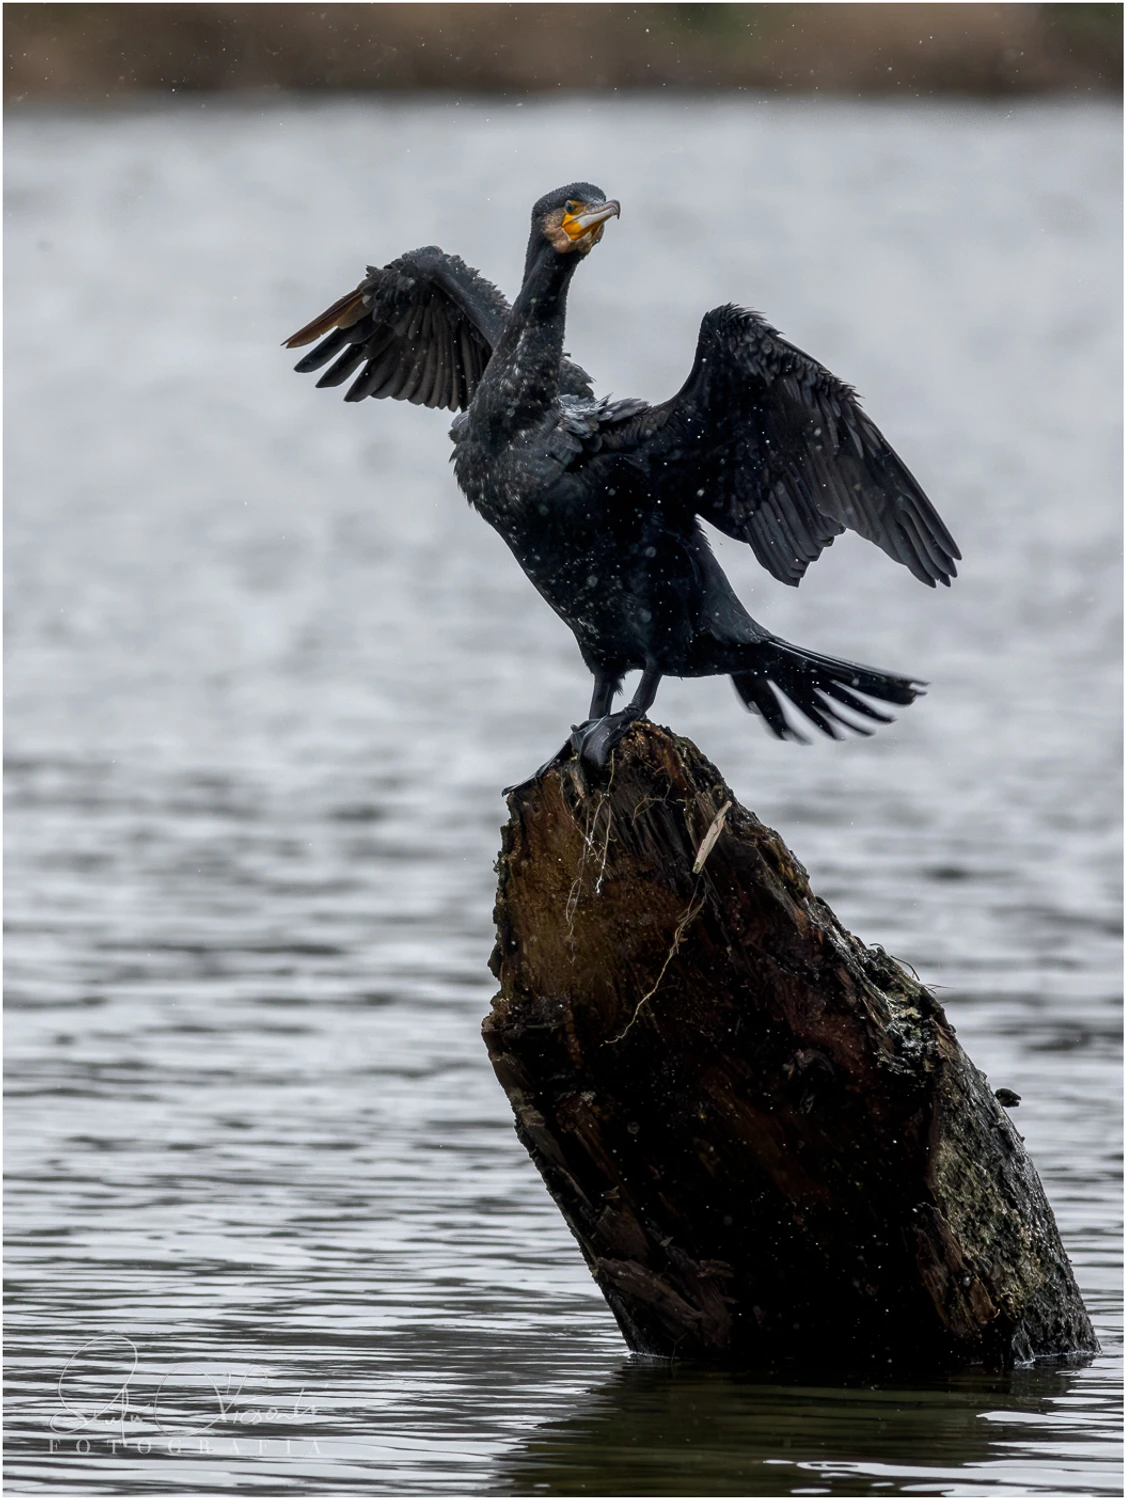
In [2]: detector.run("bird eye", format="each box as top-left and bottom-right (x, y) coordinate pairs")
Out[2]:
(565, 200), (578, 215)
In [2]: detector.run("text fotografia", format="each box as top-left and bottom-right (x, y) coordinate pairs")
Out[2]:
(48, 1434), (323, 1458)
(48, 1335), (322, 1454)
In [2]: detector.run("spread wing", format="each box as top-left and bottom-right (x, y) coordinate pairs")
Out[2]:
(284, 245), (593, 410)
(606, 305), (959, 588)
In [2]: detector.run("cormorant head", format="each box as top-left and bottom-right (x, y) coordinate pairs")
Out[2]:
(528, 183), (620, 268)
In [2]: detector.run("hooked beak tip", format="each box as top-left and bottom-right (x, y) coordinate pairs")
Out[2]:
(569, 199), (621, 236)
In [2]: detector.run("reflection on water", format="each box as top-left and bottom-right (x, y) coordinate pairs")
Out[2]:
(498, 1360), (1108, 1496)
(5, 94), (1121, 1494)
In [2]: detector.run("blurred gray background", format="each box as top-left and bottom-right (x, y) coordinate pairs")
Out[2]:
(5, 5), (1122, 1495)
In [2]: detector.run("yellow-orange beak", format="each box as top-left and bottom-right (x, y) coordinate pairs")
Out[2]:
(561, 199), (621, 243)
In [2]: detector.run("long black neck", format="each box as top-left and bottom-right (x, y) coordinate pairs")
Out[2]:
(475, 243), (580, 435)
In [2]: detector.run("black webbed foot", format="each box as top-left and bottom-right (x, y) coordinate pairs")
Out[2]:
(503, 746), (571, 796)
(504, 699), (650, 795)
(569, 707), (646, 769)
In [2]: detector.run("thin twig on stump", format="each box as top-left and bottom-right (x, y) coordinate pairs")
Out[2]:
(483, 722), (1097, 1369)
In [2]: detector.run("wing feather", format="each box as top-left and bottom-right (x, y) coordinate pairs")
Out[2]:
(624, 305), (959, 588)
(415, 336), (439, 409)
(293, 325), (352, 373)
(285, 245), (593, 413)
(316, 344), (368, 388)
(345, 349), (398, 402)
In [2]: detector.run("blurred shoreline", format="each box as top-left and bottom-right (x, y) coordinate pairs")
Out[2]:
(6, 2), (1123, 106)
(8, 88), (1119, 121)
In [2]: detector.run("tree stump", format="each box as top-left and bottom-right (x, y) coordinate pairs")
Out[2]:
(483, 722), (1097, 1370)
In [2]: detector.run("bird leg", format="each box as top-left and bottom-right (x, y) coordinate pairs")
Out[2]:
(571, 667), (662, 769)
(503, 671), (626, 795)
(587, 672), (619, 720)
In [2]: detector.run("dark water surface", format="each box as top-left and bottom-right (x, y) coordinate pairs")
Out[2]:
(5, 96), (1121, 1494)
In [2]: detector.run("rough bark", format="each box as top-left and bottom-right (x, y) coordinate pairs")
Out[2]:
(483, 721), (1097, 1370)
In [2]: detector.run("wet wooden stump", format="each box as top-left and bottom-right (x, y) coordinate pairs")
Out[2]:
(483, 722), (1097, 1370)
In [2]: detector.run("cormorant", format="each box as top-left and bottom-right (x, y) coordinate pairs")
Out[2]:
(285, 183), (959, 765)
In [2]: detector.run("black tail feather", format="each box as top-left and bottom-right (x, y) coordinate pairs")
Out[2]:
(731, 638), (924, 743)
(815, 680), (895, 724)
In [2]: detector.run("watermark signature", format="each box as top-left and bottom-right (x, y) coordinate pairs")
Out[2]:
(44, 1334), (323, 1459)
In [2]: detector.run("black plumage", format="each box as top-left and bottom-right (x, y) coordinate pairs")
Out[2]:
(285, 183), (959, 761)
(286, 242), (593, 408)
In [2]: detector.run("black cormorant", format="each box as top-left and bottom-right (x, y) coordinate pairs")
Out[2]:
(285, 183), (959, 765)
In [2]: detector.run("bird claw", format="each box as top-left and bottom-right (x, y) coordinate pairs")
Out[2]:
(503, 708), (646, 795)
(503, 745), (572, 796)
(569, 707), (645, 769)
